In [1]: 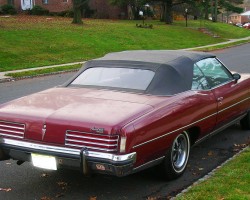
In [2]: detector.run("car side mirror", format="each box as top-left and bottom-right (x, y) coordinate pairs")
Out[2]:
(232, 73), (241, 83)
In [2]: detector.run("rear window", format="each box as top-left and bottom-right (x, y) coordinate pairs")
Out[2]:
(70, 67), (155, 91)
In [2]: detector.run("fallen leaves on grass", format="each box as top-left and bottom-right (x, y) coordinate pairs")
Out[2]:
(0, 188), (11, 192)
(89, 196), (97, 200)
(233, 143), (248, 152)
(234, 143), (247, 148)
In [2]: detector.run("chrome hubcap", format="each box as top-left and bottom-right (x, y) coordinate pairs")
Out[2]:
(171, 134), (188, 171)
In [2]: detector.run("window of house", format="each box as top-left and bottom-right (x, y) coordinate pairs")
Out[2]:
(63, 0), (68, 2)
(42, 0), (48, 4)
(8, 0), (14, 5)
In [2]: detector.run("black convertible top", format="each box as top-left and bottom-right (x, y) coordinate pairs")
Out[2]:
(95, 50), (214, 64)
(65, 50), (215, 96)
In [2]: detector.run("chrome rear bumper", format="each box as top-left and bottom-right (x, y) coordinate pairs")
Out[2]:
(0, 138), (136, 177)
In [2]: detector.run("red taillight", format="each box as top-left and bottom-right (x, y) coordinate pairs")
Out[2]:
(65, 130), (119, 152)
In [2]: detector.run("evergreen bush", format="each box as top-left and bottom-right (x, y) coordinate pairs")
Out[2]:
(1, 4), (17, 15)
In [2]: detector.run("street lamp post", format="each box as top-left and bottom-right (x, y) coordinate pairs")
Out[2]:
(139, 10), (144, 25)
(185, 8), (188, 27)
(140, 4), (150, 26)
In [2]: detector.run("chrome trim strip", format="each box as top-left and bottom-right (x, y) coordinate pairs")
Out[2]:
(195, 114), (246, 144)
(0, 128), (24, 135)
(0, 133), (24, 139)
(65, 130), (119, 152)
(218, 97), (250, 114)
(0, 138), (136, 163)
(66, 138), (118, 147)
(66, 130), (119, 138)
(66, 133), (119, 142)
(191, 80), (234, 91)
(209, 80), (234, 90)
(0, 121), (25, 139)
(133, 156), (165, 172)
(0, 138), (80, 155)
(65, 143), (117, 152)
(0, 124), (24, 130)
(84, 151), (136, 163)
(0, 120), (25, 126)
(133, 96), (250, 149)
(133, 112), (217, 149)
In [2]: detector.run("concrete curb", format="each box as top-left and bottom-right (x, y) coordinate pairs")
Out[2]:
(172, 146), (250, 199)
(182, 36), (250, 51)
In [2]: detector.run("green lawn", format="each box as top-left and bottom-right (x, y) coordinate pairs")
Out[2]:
(177, 147), (250, 200)
(1, 16), (249, 72)
(175, 20), (250, 39)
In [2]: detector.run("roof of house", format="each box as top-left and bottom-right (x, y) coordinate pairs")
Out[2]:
(241, 10), (250, 15)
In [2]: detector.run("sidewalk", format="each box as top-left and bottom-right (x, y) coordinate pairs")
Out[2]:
(0, 61), (85, 82)
(1, 36), (250, 82)
(182, 36), (250, 50)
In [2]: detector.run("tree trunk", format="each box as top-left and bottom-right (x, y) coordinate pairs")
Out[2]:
(72, 0), (83, 24)
(160, 2), (165, 22)
(212, 0), (218, 22)
(214, 0), (218, 22)
(127, 5), (134, 20)
(165, 0), (173, 24)
(204, 0), (209, 20)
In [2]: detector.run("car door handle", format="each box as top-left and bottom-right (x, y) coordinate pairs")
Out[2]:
(217, 97), (224, 102)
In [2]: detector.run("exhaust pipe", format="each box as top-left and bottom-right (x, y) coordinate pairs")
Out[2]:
(17, 160), (25, 165)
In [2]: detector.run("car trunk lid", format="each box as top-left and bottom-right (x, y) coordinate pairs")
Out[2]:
(0, 87), (159, 151)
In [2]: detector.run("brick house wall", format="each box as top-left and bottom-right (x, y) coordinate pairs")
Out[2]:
(89, 0), (126, 19)
(0, 0), (73, 13)
(35, 0), (72, 13)
(0, 0), (126, 19)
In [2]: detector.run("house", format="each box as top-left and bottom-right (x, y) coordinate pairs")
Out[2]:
(0, 0), (126, 19)
(229, 10), (250, 24)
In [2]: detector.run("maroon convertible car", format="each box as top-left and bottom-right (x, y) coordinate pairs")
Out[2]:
(0, 50), (249, 180)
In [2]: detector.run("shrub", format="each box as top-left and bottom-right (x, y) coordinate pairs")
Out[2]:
(1, 4), (17, 15)
(30, 5), (49, 15)
(56, 10), (74, 18)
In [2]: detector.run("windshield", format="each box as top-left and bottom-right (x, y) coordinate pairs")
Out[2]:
(70, 67), (155, 91)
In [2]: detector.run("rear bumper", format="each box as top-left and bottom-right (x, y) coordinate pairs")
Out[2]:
(0, 138), (136, 177)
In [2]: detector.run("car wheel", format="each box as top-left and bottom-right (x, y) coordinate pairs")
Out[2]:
(240, 111), (250, 130)
(161, 131), (190, 180)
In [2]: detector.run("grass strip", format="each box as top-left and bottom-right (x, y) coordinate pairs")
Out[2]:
(5, 64), (81, 78)
(177, 147), (250, 200)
